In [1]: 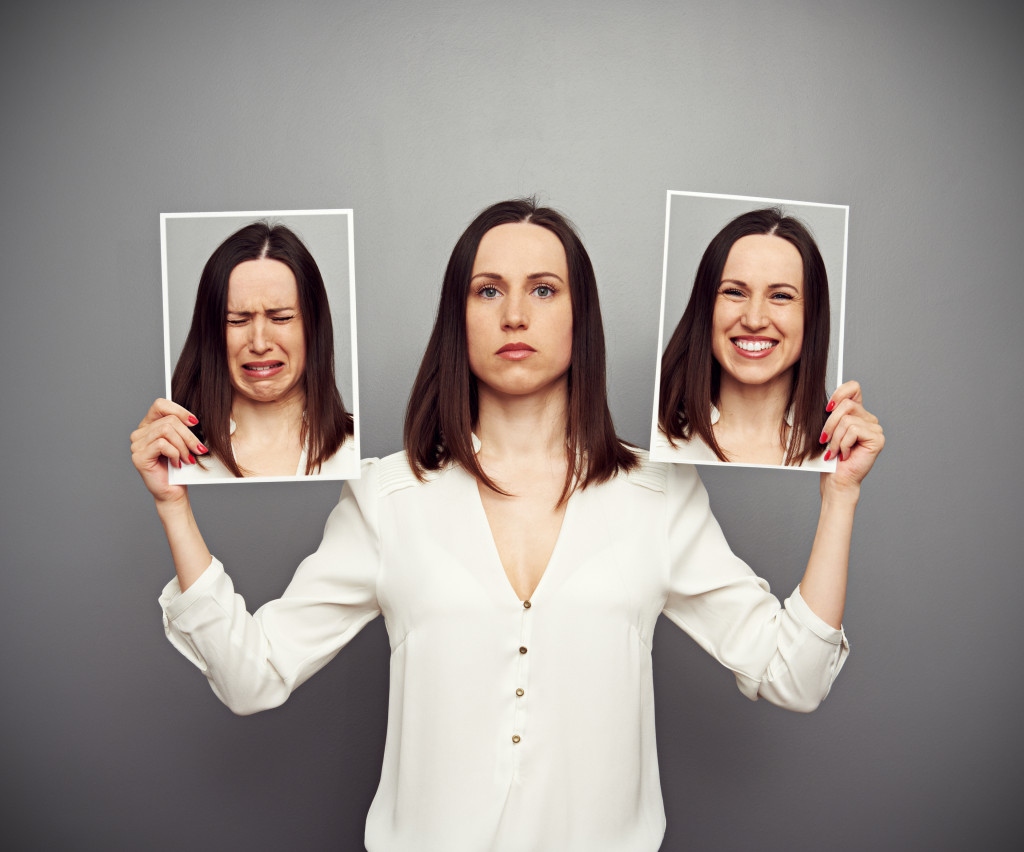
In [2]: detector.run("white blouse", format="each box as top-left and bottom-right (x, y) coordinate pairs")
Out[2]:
(160, 451), (848, 852)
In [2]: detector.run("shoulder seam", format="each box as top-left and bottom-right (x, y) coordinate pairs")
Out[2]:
(376, 452), (423, 496)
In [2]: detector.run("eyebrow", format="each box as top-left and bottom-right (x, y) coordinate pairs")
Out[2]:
(225, 306), (298, 315)
(720, 279), (800, 291)
(470, 271), (566, 283)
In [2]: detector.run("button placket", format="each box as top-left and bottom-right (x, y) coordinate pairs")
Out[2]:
(512, 598), (533, 757)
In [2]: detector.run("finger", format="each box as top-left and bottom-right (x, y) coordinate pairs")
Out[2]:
(825, 380), (863, 413)
(133, 436), (185, 471)
(829, 417), (884, 462)
(820, 397), (861, 447)
(131, 417), (204, 466)
(137, 398), (199, 430)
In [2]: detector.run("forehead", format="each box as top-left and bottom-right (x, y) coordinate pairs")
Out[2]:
(472, 222), (568, 276)
(722, 234), (803, 287)
(227, 258), (299, 308)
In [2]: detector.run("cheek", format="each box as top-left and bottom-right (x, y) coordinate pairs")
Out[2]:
(789, 313), (805, 350)
(555, 309), (573, 366)
(464, 307), (488, 362)
(710, 308), (729, 351)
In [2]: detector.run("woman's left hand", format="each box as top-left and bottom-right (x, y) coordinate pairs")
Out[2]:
(819, 380), (884, 498)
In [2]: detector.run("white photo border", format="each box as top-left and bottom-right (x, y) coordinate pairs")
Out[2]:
(160, 208), (361, 484)
(649, 190), (848, 471)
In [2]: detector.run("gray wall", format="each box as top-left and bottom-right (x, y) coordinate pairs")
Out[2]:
(1, 1), (1020, 850)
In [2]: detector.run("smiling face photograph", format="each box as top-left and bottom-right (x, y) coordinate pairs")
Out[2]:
(651, 192), (847, 470)
(162, 211), (360, 483)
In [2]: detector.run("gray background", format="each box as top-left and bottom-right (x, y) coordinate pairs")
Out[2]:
(658, 193), (846, 405)
(163, 211), (355, 411)
(1, 1), (1020, 850)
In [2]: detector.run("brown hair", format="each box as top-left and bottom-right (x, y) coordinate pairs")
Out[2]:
(658, 207), (829, 465)
(404, 198), (637, 503)
(172, 221), (353, 476)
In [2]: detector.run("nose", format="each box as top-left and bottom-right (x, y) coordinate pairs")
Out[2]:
(501, 290), (529, 331)
(741, 295), (769, 331)
(248, 317), (272, 353)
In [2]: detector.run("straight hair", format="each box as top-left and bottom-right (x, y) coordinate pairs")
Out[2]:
(658, 208), (830, 465)
(405, 198), (637, 503)
(172, 221), (353, 476)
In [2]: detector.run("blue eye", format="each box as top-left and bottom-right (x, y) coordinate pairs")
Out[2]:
(478, 286), (499, 299)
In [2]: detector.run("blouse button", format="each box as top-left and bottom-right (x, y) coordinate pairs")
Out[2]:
(523, 600), (531, 609)
(516, 688), (525, 697)
(512, 735), (521, 744)
(519, 646), (527, 654)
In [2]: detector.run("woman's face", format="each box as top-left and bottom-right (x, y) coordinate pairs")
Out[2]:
(466, 222), (573, 401)
(710, 234), (805, 390)
(225, 258), (307, 406)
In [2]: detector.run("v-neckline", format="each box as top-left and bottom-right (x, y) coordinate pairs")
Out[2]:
(465, 467), (575, 606)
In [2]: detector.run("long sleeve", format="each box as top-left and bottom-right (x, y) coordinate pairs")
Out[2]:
(660, 461), (849, 712)
(158, 459), (382, 715)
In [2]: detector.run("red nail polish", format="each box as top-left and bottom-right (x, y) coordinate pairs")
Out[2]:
(188, 415), (199, 425)
(187, 454), (196, 465)
(197, 444), (208, 454)
(826, 400), (836, 412)
(824, 450), (832, 461)
(819, 431), (828, 444)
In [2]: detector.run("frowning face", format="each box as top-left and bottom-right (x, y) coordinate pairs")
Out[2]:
(711, 234), (805, 391)
(465, 222), (573, 401)
(225, 258), (307, 406)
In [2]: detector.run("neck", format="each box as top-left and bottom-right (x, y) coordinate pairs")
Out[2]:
(474, 376), (569, 464)
(231, 389), (306, 446)
(716, 371), (793, 435)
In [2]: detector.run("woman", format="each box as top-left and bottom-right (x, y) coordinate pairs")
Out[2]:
(655, 207), (833, 468)
(170, 221), (355, 480)
(132, 199), (883, 851)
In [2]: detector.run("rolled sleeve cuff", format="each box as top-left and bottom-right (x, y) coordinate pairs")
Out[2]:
(737, 585), (851, 710)
(158, 557), (230, 674)
(786, 584), (849, 647)
(159, 557), (224, 623)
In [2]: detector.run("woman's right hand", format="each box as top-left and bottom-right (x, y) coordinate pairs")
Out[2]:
(130, 399), (207, 504)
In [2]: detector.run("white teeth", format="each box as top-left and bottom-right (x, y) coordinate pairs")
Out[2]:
(733, 339), (776, 352)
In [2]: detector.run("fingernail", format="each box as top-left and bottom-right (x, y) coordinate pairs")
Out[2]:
(819, 431), (828, 444)
(187, 454), (196, 465)
(824, 450), (832, 461)
(826, 400), (836, 412)
(188, 415), (199, 425)
(197, 444), (208, 454)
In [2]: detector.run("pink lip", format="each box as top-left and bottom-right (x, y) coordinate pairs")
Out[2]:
(242, 361), (285, 378)
(496, 342), (536, 361)
(730, 336), (779, 360)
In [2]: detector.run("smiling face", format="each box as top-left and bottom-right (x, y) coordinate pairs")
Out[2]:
(225, 257), (307, 406)
(711, 233), (805, 392)
(465, 222), (573, 402)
